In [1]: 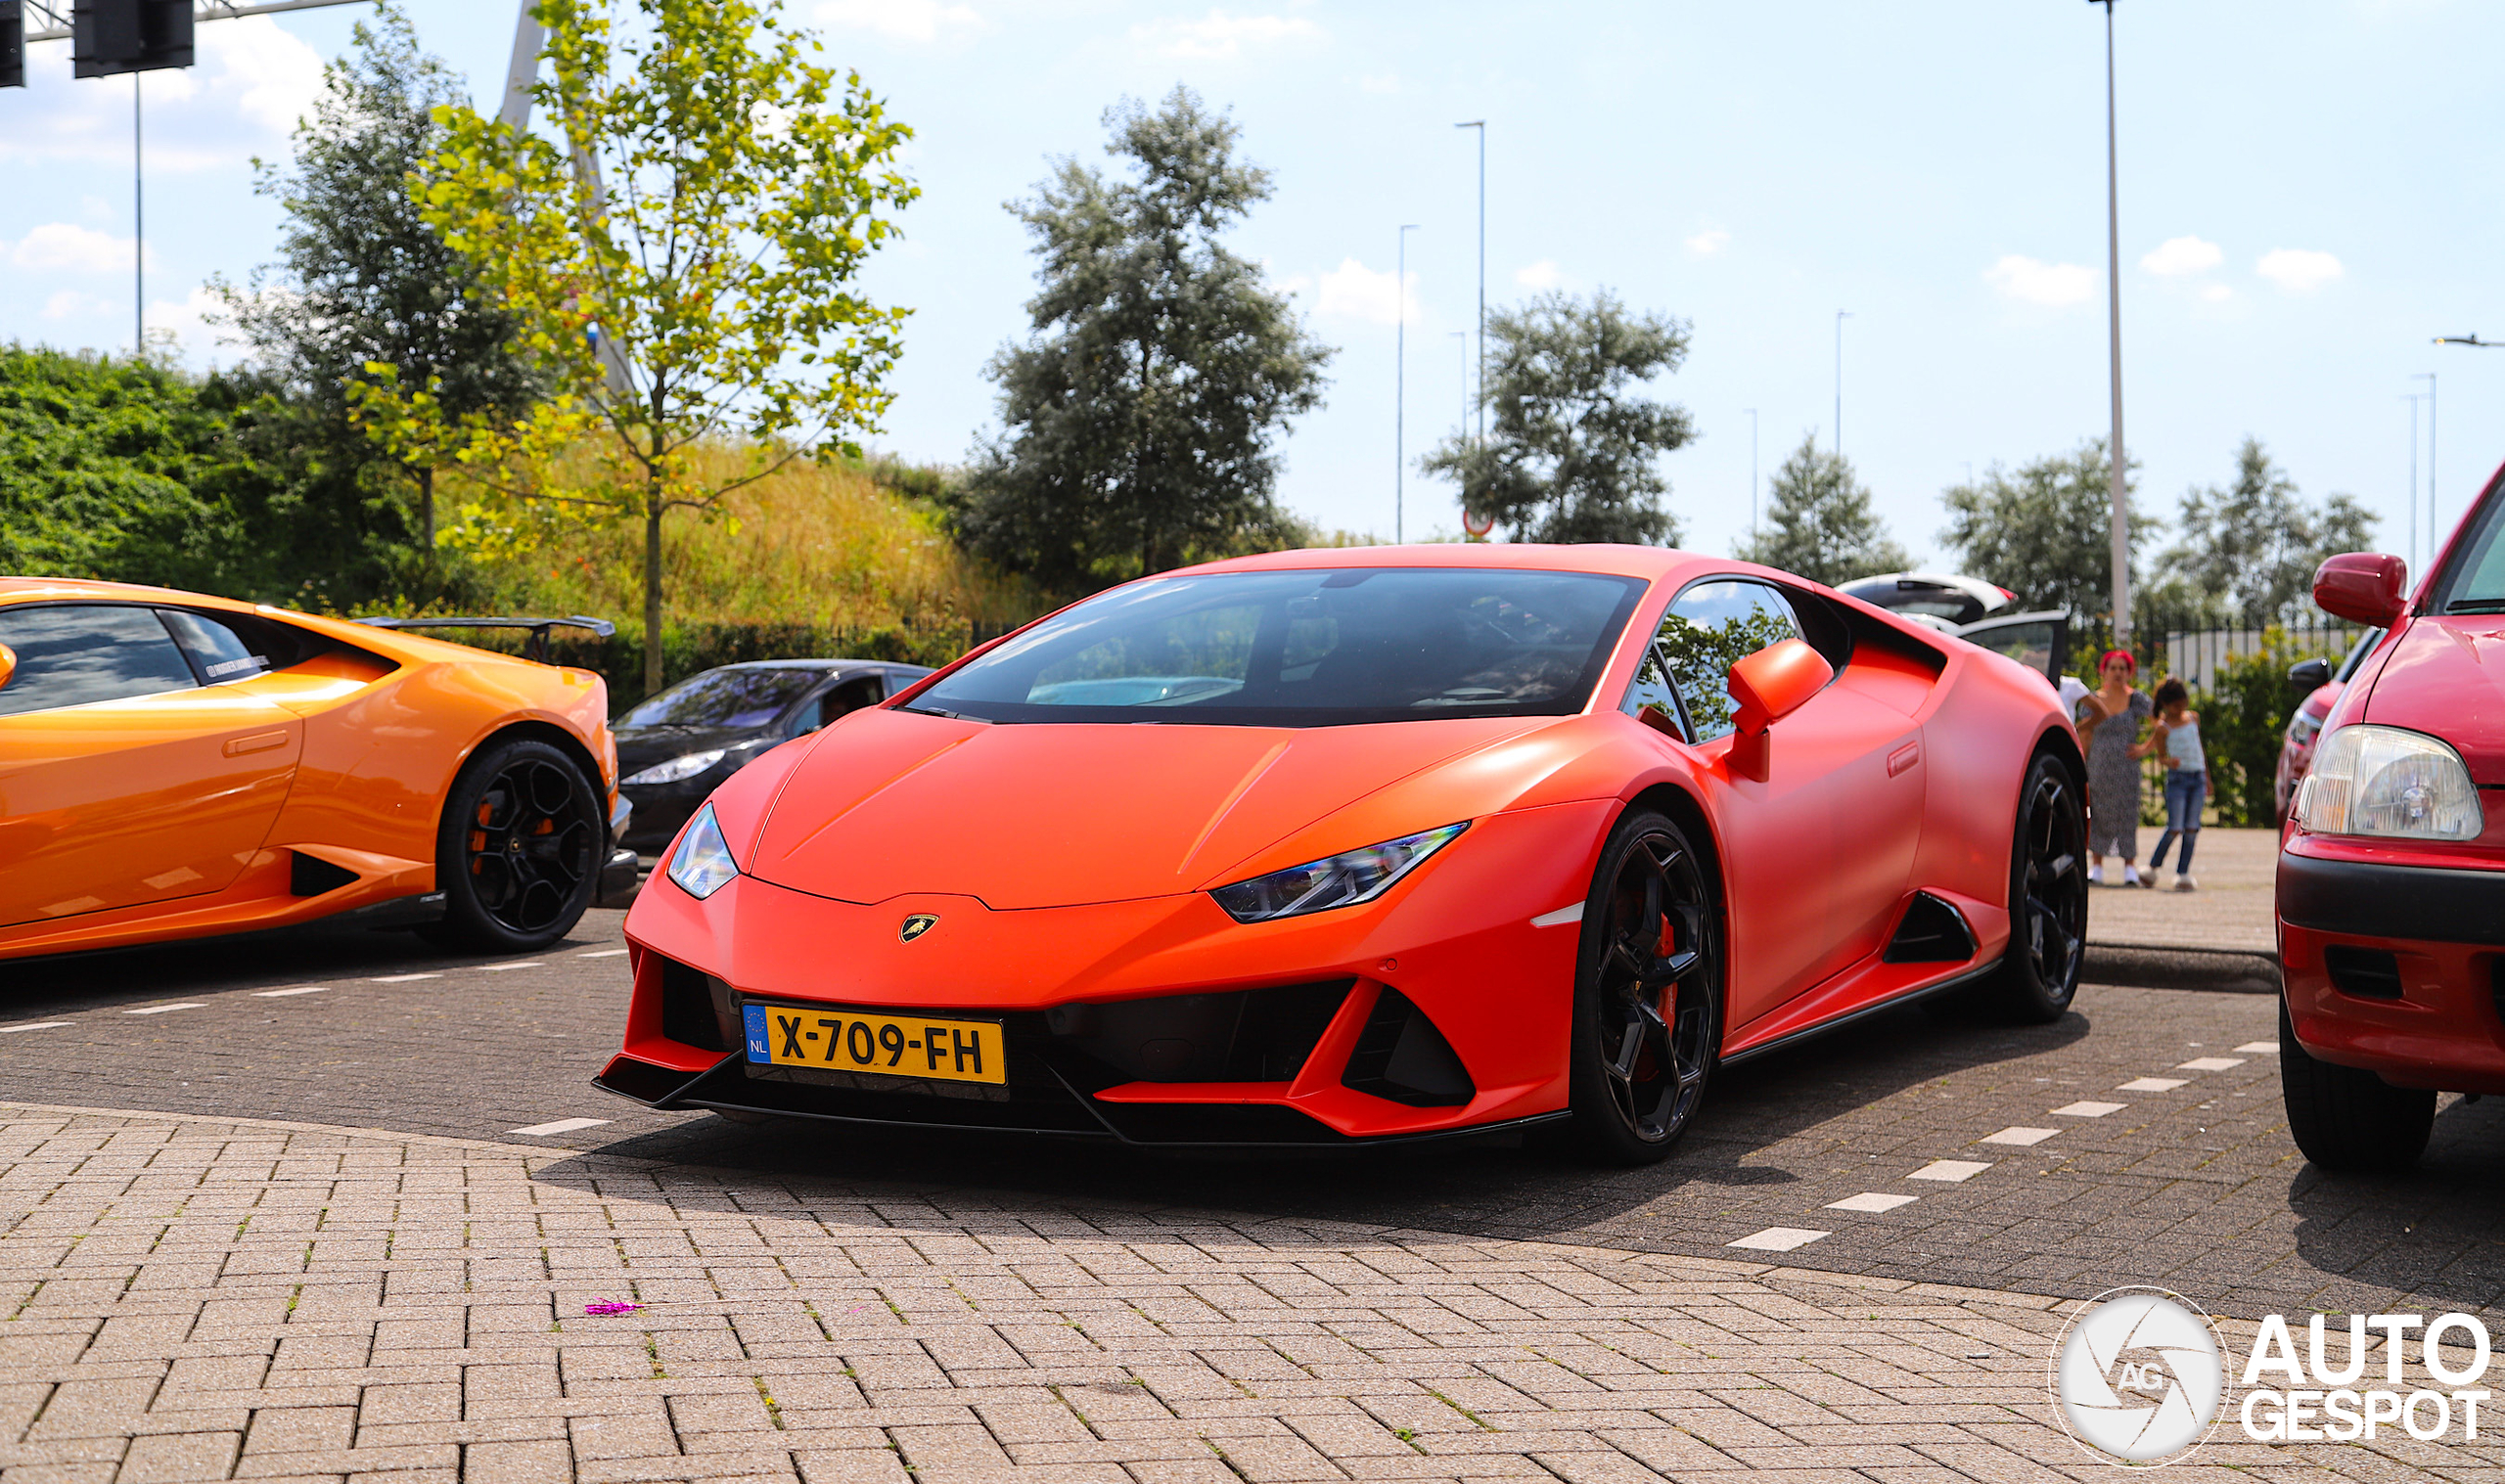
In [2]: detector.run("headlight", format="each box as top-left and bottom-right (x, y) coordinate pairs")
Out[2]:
(665, 803), (740, 899)
(623, 748), (727, 786)
(2295, 725), (2484, 841)
(1210, 824), (1467, 923)
(2286, 710), (2323, 749)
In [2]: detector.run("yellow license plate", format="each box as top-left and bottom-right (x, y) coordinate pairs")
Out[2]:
(741, 1004), (1005, 1085)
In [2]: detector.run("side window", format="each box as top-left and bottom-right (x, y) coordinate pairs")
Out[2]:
(1621, 644), (1683, 734)
(796, 677), (884, 736)
(0, 606), (201, 720)
(159, 609), (271, 685)
(1654, 580), (1803, 742)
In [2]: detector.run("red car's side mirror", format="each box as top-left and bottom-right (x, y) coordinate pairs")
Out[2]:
(1725, 639), (1835, 782)
(2313, 553), (2408, 627)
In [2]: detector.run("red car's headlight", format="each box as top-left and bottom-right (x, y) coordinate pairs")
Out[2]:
(2296, 725), (2483, 840)
(1210, 824), (1467, 923)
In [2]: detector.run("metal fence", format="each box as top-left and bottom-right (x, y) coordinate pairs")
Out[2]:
(2150, 618), (2364, 693)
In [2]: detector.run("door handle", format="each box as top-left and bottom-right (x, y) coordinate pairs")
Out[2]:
(223, 731), (290, 757)
(1887, 741), (1920, 777)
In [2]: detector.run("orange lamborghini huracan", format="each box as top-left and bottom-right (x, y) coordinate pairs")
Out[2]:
(0, 578), (637, 961)
(598, 546), (2088, 1160)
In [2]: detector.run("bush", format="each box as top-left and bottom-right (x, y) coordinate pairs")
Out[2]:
(428, 617), (1018, 713)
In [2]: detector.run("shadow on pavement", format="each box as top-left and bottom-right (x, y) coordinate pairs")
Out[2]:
(2285, 1094), (2505, 1312)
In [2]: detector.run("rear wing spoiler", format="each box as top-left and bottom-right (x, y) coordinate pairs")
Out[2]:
(354, 614), (615, 664)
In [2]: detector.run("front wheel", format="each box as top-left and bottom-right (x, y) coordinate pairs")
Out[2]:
(2280, 999), (2435, 1172)
(1976, 752), (2088, 1023)
(1560, 808), (1724, 1165)
(423, 737), (603, 954)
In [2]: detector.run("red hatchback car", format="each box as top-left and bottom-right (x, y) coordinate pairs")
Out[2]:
(2278, 477), (2505, 1169)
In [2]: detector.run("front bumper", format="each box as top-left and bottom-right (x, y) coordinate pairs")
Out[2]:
(594, 800), (1613, 1145)
(2278, 848), (2505, 1092)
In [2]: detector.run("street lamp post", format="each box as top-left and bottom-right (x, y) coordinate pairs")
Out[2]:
(1395, 223), (1419, 545)
(1746, 407), (1759, 546)
(2414, 372), (2436, 562)
(1833, 311), (1850, 456)
(2089, 0), (2130, 643)
(2404, 392), (2425, 574)
(1455, 121), (1484, 455)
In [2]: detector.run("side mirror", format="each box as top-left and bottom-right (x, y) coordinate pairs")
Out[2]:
(1724, 639), (1835, 782)
(0, 642), (15, 693)
(2313, 553), (2407, 628)
(2287, 657), (2333, 694)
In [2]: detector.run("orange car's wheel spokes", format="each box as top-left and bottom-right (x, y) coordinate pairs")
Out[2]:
(1596, 830), (1717, 1145)
(461, 758), (594, 935)
(2018, 774), (2087, 991)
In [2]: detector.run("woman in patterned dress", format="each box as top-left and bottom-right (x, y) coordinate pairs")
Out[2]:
(2073, 649), (2153, 887)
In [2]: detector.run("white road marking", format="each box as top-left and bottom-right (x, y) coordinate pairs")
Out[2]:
(1825, 1192), (1918, 1213)
(1909, 1159), (1992, 1183)
(575, 949), (629, 959)
(2234, 1041), (2279, 1054)
(2177, 1057), (2247, 1072)
(1528, 903), (1583, 928)
(2053, 1101), (2126, 1118)
(1981, 1127), (2058, 1147)
(476, 962), (544, 972)
(2119, 1076), (2187, 1092)
(125, 1004), (203, 1015)
(0, 1022), (71, 1034)
(372, 973), (442, 983)
(254, 987), (329, 998)
(508, 1118), (612, 1137)
(1727, 1227), (1828, 1252)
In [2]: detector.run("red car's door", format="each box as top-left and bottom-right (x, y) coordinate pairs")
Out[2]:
(1633, 578), (1925, 1030)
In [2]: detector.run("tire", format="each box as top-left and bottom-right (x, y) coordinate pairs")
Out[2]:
(2280, 998), (2435, 1172)
(1976, 752), (2089, 1023)
(422, 737), (603, 954)
(1559, 808), (1724, 1165)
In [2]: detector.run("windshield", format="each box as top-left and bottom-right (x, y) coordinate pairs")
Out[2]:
(620, 667), (821, 729)
(2433, 481), (2505, 612)
(909, 567), (1646, 727)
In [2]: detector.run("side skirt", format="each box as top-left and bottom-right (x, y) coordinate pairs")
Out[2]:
(1717, 957), (2003, 1070)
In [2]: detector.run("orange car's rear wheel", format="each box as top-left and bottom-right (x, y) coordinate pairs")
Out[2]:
(1563, 808), (1722, 1165)
(425, 738), (601, 954)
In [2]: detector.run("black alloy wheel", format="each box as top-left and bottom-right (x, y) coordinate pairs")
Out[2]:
(1563, 808), (1723, 1164)
(1980, 752), (2088, 1022)
(425, 738), (602, 953)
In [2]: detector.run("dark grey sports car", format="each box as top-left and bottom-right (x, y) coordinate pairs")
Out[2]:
(615, 659), (933, 853)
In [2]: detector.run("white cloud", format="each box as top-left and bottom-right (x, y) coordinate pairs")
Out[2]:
(1514, 259), (1565, 291)
(9, 222), (146, 272)
(41, 291), (111, 320)
(815, 0), (984, 44)
(1132, 10), (1322, 60)
(2201, 284), (2234, 303)
(1304, 257), (1418, 326)
(1357, 72), (1400, 95)
(1, 16), (321, 169)
(210, 18), (325, 135)
(1983, 254), (2096, 308)
(147, 285), (245, 362)
(1685, 229), (1730, 256)
(2257, 247), (2344, 293)
(2141, 235), (2222, 277)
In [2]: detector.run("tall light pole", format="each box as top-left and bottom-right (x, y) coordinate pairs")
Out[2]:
(1455, 121), (1484, 455)
(1745, 407), (1759, 546)
(133, 75), (143, 355)
(2404, 392), (2425, 573)
(2091, 0), (2130, 642)
(1395, 224), (1419, 545)
(2415, 371), (2437, 552)
(1833, 310), (1850, 456)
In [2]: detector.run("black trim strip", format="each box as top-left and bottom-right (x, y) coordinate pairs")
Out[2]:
(2279, 851), (2505, 946)
(1718, 959), (2001, 1069)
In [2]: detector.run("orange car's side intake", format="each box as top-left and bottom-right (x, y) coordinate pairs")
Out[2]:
(0, 578), (623, 961)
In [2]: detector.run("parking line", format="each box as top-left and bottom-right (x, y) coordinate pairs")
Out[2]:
(254, 987), (329, 998)
(1981, 1126), (2058, 1147)
(1825, 1192), (1917, 1213)
(2234, 1041), (2279, 1054)
(1728, 1227), (1828, 1253)
(509, 1117), (612, 1137)
(2119, 1076), (2187, 1092)
(2177, 1057), (2247, 1071)
(477, 962), (543, 972)
(1909, 1159), (1992, 1183)
(125, 1004), (203, 1015)
(575, 949), (628, 959)
(372, 973), (442, 983)
(0, 1022), (71, 1034)
(2052, 1101), (2126, 1117)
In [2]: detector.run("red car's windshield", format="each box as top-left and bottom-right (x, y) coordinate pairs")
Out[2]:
(908, 567), (1646, 727)
(2432, 482), (2505, 612)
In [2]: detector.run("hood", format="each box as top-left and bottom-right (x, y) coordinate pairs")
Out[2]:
(2360, 615), (2505, 787)
(741, 708), (1551, 909)
(615, 724), (771, 772)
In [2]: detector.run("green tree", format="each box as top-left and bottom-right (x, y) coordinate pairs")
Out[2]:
(2162, 436), (2377, 627)
(1733, 434), (1908, 583)
(387, 0), (916, 693)
(1421, 291), (1693, 544)
(1938, 438), (2152, 619)
(950, 89), (1331, 592)
(0, 346), (224, 581)
(214, 3), (545, 556)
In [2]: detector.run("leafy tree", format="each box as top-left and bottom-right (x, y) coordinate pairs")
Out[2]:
(950, 89), (1332, 591)
(1421, 291), (1693, 544)
(213, 3), (544, 555)
(386, 0), (916, 693)
(1733, 434), (1908, 583)
(1938, 438), (2152, 619)
(0, 346), (224, 581)
(2162, 436), (2377, 627)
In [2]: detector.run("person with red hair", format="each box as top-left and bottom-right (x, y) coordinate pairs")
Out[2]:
(2074, 649), (2153, 885)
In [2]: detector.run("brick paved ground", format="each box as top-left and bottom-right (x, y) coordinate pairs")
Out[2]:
(0, 1103), (2481, 1484)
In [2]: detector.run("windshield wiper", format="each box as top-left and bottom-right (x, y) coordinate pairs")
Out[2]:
(899, 703), (985, 722)
(2445, 600), (2505, 614)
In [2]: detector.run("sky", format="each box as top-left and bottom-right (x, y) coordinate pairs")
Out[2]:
(6, 0), (2501, 582)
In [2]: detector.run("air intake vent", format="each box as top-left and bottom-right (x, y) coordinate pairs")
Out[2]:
(658, 957), (735, 1051)
(1341, 987), (1474, 1107)
(2326, 945), (2402, 1000)
(1884, 892), (1977, 964)
(1044, 981), (1348, 1083)
(289, 852), (360, 897)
